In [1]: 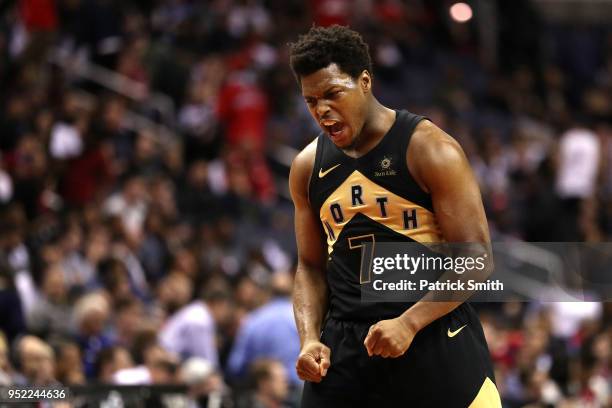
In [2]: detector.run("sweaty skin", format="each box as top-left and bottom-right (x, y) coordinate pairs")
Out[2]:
(290, 64), (490, 377)
(299, 63), (395, 154)
(290, 140), (329, 383)
(363, 120), (491, 358)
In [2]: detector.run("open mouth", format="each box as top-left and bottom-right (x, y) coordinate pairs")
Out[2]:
(321, 120), (346, 139)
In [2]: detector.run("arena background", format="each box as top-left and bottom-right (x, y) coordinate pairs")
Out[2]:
(0, 0), (611, 407)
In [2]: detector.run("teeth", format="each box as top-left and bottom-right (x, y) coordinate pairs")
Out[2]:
(321, 120), (338, 126)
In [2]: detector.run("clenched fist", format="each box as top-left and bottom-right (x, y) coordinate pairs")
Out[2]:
(296, 341), (331, 383)
(364, 317), (416, 358)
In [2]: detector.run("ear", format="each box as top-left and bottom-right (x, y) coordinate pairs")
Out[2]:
(360, 70), (372, 93)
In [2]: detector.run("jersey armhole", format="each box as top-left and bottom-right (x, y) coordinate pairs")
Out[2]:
(402, 114), (434, 208)
(307, 133), (324, 208)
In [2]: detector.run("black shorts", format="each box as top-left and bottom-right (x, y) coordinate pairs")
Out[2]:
(301, 303), (501, 408)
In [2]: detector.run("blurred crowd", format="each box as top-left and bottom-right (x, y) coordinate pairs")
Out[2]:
(0, 0), (611, 407)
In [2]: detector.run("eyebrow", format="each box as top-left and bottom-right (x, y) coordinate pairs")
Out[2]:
(303, 85), (342, 100)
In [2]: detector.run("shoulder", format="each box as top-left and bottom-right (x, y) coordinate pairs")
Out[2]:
(172, 301), (213, 325)
(408, 120), (470, 192)
(289, 137), (319, 202)
(410, 120), (465, 165)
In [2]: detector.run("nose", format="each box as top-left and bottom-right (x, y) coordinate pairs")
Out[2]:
(315, 100), (330, 118)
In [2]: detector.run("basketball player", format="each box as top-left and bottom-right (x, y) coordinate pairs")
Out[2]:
(288, 26), (502, 407)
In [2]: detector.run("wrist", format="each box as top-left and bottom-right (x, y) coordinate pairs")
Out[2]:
(398, 312), (421, 335)
(301, 333), (322, 348)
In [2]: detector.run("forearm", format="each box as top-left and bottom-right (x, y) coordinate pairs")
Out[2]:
(399, 301), (461, 333)
(293, 263), (329, 347)
(400, 243), (493, 333)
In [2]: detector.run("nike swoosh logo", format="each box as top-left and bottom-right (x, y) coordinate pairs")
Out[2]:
(318, 164), (341, 178)
(447, 324), (467, 338)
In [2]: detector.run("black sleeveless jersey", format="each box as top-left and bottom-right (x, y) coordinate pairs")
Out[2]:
(308, 110), (444, 321)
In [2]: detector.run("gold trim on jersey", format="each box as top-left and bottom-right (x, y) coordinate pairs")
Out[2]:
(468, 377), (502, 408)
(320, 170), (443, 254)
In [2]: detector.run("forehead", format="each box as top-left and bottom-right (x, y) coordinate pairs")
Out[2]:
(270, 362), (287, 375)
(300, 64), (357, 96)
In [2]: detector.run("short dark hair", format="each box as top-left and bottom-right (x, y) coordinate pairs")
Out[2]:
(248, 358), (280, 389)
(289, 25), (372, 81)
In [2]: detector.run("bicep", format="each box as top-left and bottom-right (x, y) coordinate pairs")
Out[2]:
(417, 132), (489, 243)
(294, 203), (326, 269)
(289, 158), (326, 269)
(227, 324), (252, 374)
(190, 322), (218, 361)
